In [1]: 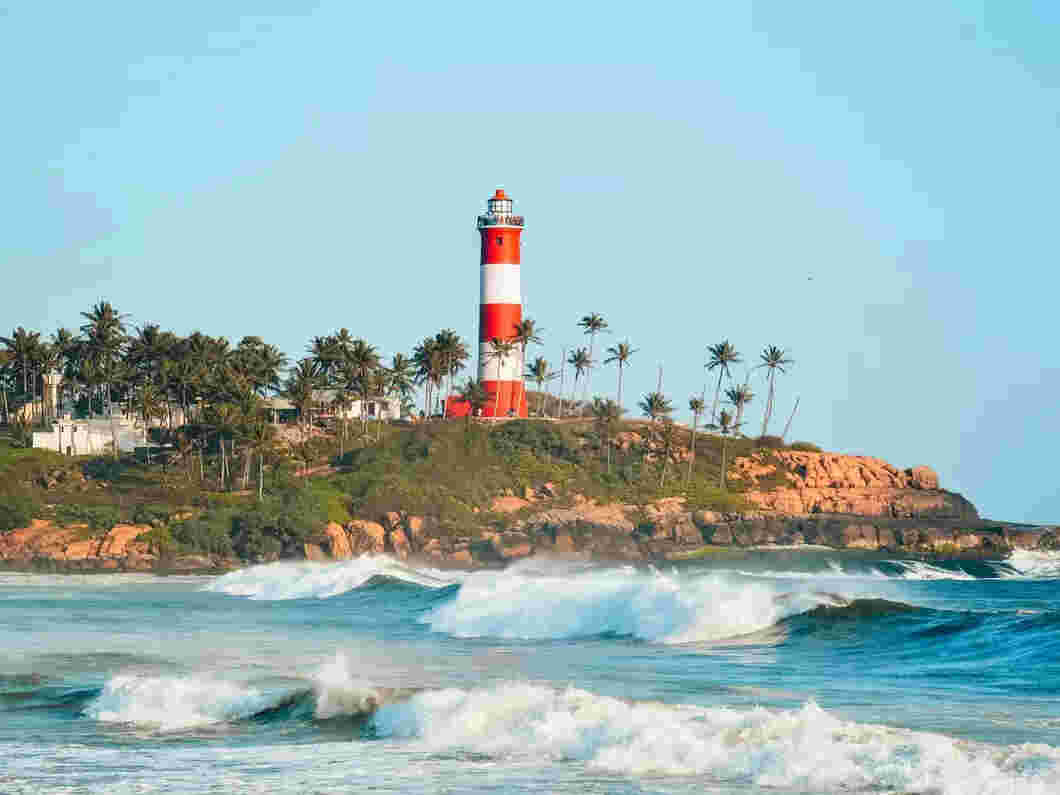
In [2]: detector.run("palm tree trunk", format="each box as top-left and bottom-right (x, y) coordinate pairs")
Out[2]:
(258, 452), (264, 501)
(558, 349), (566, 419)
(711, 370), (724, 425)
(720, 437), (728, 489)
(761, 371), (776, 437)
(687, 414), (698, 483)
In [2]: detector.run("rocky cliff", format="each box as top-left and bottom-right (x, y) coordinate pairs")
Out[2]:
(2, 451), (1054, 572)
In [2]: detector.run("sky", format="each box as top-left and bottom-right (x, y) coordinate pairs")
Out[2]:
(1, 1), (1058, 522)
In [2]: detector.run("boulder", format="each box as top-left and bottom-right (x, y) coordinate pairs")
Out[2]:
(303, 543), (328, 562)
(98, 524), (151, 558)
(323, 522), (353, 560)
(388, 528), (411, 560)
(907, 466), (940, 490)
(347, 520), (386, 555)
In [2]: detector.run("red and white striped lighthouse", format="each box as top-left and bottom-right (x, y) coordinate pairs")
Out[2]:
(477, 188), (527, 417)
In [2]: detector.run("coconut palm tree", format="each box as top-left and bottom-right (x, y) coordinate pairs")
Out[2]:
(725, 383), (754, 436)
(285, 359), (322, 431)
(433, 329), (469, 419)
(603, 340), (637, 410)
(341, 339), (381, 432)
(486, 337), (518, 416)
(712, 409), (738, 489)
(456, 378), (489, 430)
(687, 395), (705, 482)
(758, 346), (794, 437)
(524, 356), (555, 417)
(387, 353), (416, 417)
(567, 347), (592, 417)
(638, 391), (673, 423)
(79, 301), (128, 417)
(577, 312), (608, 399)
(1, 327), (41, 410)
(512, 317), (542, 417)
(705, 340), (741, 425)
(591, 397), (623, 473)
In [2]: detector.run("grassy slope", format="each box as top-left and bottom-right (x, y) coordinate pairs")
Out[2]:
(0, 420), (807, 559)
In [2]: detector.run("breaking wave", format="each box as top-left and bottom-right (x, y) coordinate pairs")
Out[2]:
(372, 682), (1060, 793)
(423, 563), (854, 643)
(81, 654), (412, 731)
(204, 556), (458, 600)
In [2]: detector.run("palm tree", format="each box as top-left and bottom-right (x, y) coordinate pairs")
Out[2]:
(712, 409), (738, 489)
(603, 340), (637, 411)
(135, 385), (164, 466)
(758, 346), (794, 437)
(512, 318), (542, 417)
(687, 395), (705, 482)
(79, 301), (128, 417)
(243, 419), (277, 501)
(577, 313), (608, 399)
(524, 356), (554, 417)
(567, 347), (591, 417)
(285, 359), (322, 430)
(387, 353), (416, 418)
(638, 391), (673, 423)
(307, 335), (337, 383)
(486, 337), (517, 416)
(456, 378), (489, 430)
(591, 397), (623, 473)
(705, 340), (741, 425)
(725, 383), (754, 436)
(412, 336), (442, 419)
(341, 339), (381, 433)
(1, 327), (41, 411)
(434, 329), (469, 419)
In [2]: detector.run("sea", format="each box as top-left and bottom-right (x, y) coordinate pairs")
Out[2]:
(2, 549), (1059, 794)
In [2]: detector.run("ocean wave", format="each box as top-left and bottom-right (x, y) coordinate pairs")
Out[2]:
(83, 674), (287, 730)
(1003, 550), (1060, 579)
(81, 654), (413, 730)
(423, 563), (836, 644)
(203, 556), (459, 600)
(372, 682), (1060, 793)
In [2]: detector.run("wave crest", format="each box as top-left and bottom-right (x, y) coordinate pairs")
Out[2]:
(204, 556), (458, 600)
(424, 564), (833, 644)
(372, 683), (1060, 792)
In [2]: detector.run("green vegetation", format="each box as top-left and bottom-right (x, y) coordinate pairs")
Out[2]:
(1, 299), (821, 565)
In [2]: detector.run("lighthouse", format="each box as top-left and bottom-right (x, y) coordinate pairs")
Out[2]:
(477, 188), (527, 417)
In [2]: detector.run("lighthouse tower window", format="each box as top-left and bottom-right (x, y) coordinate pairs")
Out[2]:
(496, 236), (503, 246)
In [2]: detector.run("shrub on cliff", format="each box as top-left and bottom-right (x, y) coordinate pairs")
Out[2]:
(789, 441), (823, 453)
(0, 489), (40, 533)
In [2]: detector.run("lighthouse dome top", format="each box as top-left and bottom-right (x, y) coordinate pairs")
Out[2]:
(478, 187), (524, 229)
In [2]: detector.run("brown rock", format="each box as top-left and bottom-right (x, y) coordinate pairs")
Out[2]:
(491, 496), (531, 514)
(448, 548), (472, 564)
(500, 542), (533, 559)
(907, 466), (940, 490)
(347, 520), (386, 555)
(98, 525), (151, 558)
(406, 516), (427, 543)
(709, 525), (734, 545)
(671, 516), (703, 546)
(323, 522), (353, 560)
(554, 533), (577, 555)
(389, 528), (410, 560)
(303, 543), (328, 562)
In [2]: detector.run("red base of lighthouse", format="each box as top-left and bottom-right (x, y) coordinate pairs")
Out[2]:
(445, 382), (528, 419)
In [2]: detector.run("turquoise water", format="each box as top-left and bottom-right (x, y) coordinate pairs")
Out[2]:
(2, 551), (1059, 793)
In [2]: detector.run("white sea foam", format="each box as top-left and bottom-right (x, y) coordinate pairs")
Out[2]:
(1004, 549), (1060, 579)
(83, 674), (279, 731)
(424, 563), (827, 643)
(204, 555), (458, 599)
(312, 653), (400, 719)
(373, 682), (1060, 793)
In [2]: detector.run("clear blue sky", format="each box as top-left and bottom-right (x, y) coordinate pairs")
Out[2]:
(2, 2), (1057, 522)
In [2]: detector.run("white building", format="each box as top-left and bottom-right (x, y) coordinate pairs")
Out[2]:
(263, 390), (402, 424)
(32, 416), (143, 455)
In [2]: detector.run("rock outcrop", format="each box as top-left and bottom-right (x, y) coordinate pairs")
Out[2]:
(733, 452), (977, 520)
(1, 451), (1052, 572)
